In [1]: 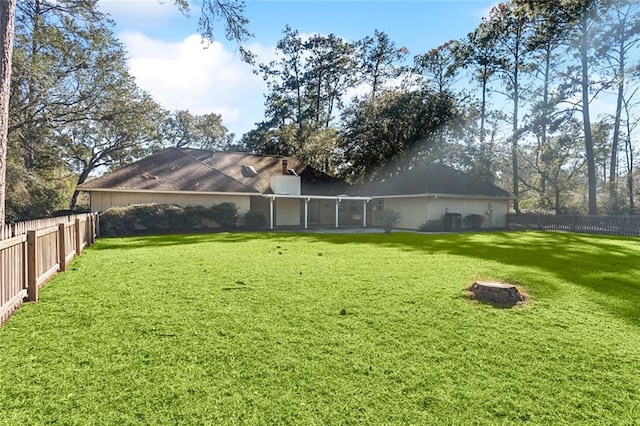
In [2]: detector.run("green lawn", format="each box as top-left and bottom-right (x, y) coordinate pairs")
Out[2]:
(0, 231), (639, 425)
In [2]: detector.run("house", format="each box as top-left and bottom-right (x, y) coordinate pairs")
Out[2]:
(350, 164), (511, 230)
(78, 148), (511, 230)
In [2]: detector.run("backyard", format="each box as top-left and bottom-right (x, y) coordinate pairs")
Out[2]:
(0, 231), (638, 424)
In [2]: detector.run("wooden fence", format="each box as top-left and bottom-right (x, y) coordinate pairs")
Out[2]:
(0, 213), (98, 326)
(507, 214), (640, 237)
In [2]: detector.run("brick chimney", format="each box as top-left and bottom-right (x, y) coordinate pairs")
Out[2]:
(282, 159), (288, 175)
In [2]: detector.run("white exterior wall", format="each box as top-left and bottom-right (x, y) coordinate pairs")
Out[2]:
(275, 198), (301, 226)
(427, 197), (508, 228)
(373, 196), (509, 229)
(379, 197), (428, 229)
(89, 191), (251, 214)
(271, 175), (301, 195)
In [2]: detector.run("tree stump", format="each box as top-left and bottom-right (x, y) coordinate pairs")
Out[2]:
(467, 281), (525, 307)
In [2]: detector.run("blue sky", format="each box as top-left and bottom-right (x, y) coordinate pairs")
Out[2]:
(100, 0), (497, 138)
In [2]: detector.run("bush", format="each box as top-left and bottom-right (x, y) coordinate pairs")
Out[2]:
(99, 202), (239, 236)
(378, 209), (402, 233)
(184, 205), (213, 229)
(463, 214), (484, 230)
(210, 202), (239, 228)
(418, 219), (443, 232)
(243, 210), (267, 229)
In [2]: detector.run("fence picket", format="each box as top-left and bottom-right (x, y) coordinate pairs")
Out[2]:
(507, 214), (640, 237)
(1, 213), (99, 327)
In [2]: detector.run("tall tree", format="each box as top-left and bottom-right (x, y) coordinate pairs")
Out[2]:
(60, 88), (165, 209)
(10, 0), (112, 171)
(0, 0), (16, 233)
(340, 89), (459, 182)
(523, 0), (571, 210)
(258, 26), (305, 130)
(487, 1), (534, 213)
(255, 26), (358, 167)
(414, 40), (467, 166)
(520, 119), (587, 214)
(559, 0), (608, 214)
(357, 30), (407, 101)
(455, 22), (500, 147)
(597, 0), (640, 197)
(304, 33), (356, 129)
(622, 91), (638, 213)
(0, 0), (251, 225)
(164, 110), (231, 150)
(414, 40), (460, 95)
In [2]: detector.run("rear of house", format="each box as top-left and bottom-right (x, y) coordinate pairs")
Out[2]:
(351, 164), (511, 230)
(79, 149), (511, 231)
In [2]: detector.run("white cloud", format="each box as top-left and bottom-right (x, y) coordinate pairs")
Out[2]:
(119, 31), (275, 137)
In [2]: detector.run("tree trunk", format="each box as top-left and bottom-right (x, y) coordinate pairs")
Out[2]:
(539, 44), (552, 210)
(511, 48), (520, 214)
(609, 36), (625, 197)
(626, 134), (634, 213)
(0, 0), (17, 232)
(480, 70), (487, 145)
(580, 17), (597, 215)
(69, 162), (97, 210)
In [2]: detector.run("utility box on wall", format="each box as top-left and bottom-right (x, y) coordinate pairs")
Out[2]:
(444, 212), (462, 232)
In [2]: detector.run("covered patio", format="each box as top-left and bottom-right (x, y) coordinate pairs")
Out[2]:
(263, 194), (372, 230)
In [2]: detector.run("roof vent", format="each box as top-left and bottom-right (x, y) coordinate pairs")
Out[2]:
(241, 165), (258, 177)
(286, 169), (297, 176)
(141, 172), (158, 180)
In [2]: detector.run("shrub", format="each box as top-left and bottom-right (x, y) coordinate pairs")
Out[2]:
(184, 205), (210, 229)
(210, 202), (239, 228)
(378, 209), (402, 233)
(418, 219), (443, 232)
(99, 202), (240, 236)
(243, 210), (267, 229)
(463, 214), (484, 230)
(100, 203), (186, 237)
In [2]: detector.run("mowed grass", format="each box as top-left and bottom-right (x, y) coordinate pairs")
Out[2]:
(0, 231), (639, 425)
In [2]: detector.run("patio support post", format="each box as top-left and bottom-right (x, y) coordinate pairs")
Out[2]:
(335, 199), (341, 228)
(304, 198), (310, 229)
(269, 196), (274, 230)
(363, 200), (369, 228)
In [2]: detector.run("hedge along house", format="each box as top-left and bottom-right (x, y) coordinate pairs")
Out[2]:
(78, 147), (368, 228)
(348, 164), (511, 230)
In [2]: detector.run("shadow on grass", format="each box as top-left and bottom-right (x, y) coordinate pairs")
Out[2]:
(305, 231), (640, 325)
(92, 230), (640, 324)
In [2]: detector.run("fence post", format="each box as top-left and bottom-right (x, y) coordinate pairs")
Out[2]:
(27, 230), (38, 302)
(88, 214), (94, 244)
(58, 223), (67, 272)
(75, 218), (82, 255)
(95, 213), (100, 238)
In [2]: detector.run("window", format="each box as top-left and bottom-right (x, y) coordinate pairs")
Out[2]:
(373, 199), (384, 211)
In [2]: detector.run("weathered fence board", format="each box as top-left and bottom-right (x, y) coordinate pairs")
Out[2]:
(0, 235), (28, 325)
(507, 214), (640, 237)
(0, 213), (98, 327)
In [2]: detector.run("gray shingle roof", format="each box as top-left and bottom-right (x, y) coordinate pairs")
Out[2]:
(349, 164), (511, 198)
(78, 148), (349, 195)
